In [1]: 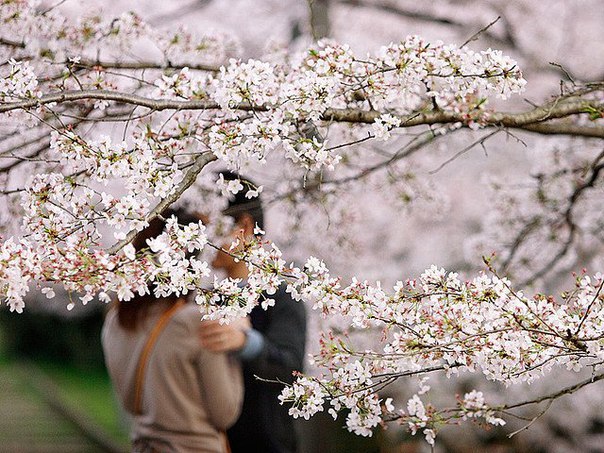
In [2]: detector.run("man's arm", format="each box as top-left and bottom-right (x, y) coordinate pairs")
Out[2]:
(199, 316), (250, 352)
(199, 287), (307, 382)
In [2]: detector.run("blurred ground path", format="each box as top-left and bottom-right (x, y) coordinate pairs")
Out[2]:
(0, 363), (126, 453)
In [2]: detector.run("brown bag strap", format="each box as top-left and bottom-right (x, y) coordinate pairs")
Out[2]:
(221, 431), (232, 453)
(133, 299), (185, 415)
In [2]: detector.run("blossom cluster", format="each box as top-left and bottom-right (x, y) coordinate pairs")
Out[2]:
(0, 4), (531, 229)
(201, 37), (526, 170)
(278, 360), (384, 436)
(459, 390), (505, 426)
(372, 114), (402, 140)
(115, 230), (604, 440)
(0, 59), (39, 101)
(1, 0), (527, 177)
(196, 240), (286, 321)
(0, 215), (211, 312)
(405, 395), (434, 444)
(153, 67), (209, 100)
(154, 25), (241, 68)
(40, 130), (189, 241)
(0, 1), (237, 68)
(0, 2), (601, 447)
(275, 259), (604, 441)
(0, 233), (153, 311)
(143, 215), (210, 297)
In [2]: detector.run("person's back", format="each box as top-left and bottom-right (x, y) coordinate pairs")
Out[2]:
(102, 299), (243, 453)
(226, 285), (306, 453)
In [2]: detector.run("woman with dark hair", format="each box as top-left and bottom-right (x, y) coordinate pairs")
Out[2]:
(102, 210), (243, 453)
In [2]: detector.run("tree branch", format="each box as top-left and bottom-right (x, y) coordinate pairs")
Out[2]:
(519, 157), (604, 285)
(338, 0), (460, 26)
(0, 90), (222, 113)
(461, 16), (502, 48)
(107, 152), (217, 254)
(520, 122), (604, 139)
(266, 129), (444, 205)
(0, 142), (52, 173)
(0, 37), (25, 48)
(323, 99), (604, 127)
(69, 59), (220, 73)
(1, 89), (602, 137)
(503, 370), (604, 410)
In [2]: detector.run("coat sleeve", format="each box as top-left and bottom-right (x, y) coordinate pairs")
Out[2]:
(246, 286), (307, 383)
(197, 350), (244, 430)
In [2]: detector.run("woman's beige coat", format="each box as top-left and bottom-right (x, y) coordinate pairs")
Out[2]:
(102, 301), (243, 453)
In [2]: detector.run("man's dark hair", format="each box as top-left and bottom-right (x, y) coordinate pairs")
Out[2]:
(220, 171), (264, 231)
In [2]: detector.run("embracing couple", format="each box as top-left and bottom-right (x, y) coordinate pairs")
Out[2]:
(101, 172), (307, 453)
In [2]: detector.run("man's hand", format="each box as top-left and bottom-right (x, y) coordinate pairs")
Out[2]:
(199, 317), (251, 353)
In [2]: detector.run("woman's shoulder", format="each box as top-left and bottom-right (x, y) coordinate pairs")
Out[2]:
(101, 305), (119, 334)
(171, 301), (204, 331)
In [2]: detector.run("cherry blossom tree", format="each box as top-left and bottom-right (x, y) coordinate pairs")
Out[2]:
(1, 0), (603, 447)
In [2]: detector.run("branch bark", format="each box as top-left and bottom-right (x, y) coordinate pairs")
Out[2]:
(70, 59), (220, 73)
(0, 37), (25, 48)
(323, 99), (604, 127)
(0, 90), (222, 113)
(521, 122), (604, 139)
(2, 89), (602, 138)
(308, 0), (331, 40)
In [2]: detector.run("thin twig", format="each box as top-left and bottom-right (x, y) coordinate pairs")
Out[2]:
(39, 0), (68, 15)
(429, 129), (501, 174)
(549, 62), (576, 85)
(507, 400), (553, 438)
(461, 16), (502, 48)
(504, 371), (604, 410)
(574, 278), (604, 336)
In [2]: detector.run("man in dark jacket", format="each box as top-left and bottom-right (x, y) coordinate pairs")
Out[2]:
(199, 172), (307, 453)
